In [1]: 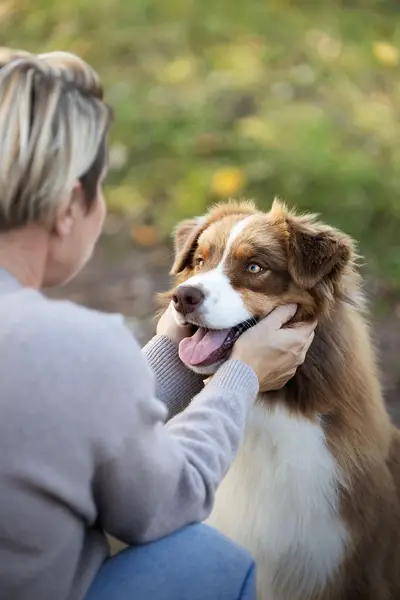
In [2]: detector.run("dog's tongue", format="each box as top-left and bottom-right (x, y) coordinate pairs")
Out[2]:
(179, 327), (230, 366)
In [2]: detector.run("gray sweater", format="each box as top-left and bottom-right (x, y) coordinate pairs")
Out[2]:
(0, 268), (258, 600)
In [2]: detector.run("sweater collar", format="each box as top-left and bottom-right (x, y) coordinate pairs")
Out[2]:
(0, 268), (22, 291)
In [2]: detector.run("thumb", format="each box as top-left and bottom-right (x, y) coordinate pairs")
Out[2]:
(260, 304), (298, 331)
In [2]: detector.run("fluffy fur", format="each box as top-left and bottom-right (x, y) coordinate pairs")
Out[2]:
(160, 200), (400, 599)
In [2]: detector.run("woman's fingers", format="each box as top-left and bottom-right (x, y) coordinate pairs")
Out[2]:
(261, 304), (298, 331)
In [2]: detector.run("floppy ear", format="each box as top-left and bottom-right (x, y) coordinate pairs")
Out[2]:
(287, 222), (353, 289)
(170, 216), (206, 275)
(269, 199), (353, 288)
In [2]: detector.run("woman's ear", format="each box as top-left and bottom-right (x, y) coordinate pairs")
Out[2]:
(52, 182), (83, 238)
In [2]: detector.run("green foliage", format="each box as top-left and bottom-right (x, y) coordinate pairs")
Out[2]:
(3, 0), (400, 285)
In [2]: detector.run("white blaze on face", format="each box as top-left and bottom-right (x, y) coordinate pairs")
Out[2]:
(177, 216), (254, 330)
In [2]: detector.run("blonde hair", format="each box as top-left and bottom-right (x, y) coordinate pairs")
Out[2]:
(0, 47), (112, 229)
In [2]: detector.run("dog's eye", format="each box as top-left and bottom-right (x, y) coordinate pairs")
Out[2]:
(246, 263), (263, 274)
(195, 258), (205, 269)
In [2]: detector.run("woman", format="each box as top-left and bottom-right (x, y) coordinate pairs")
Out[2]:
(0, 49), (316, 600)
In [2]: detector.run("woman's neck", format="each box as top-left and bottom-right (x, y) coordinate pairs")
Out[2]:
(0, 225), (48, 288)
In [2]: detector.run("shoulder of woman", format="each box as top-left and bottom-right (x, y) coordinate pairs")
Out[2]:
(8, 287), (143, 371)
(3, 289), (158, 426)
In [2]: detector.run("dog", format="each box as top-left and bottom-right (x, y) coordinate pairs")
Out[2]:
(162, 199), (400, 600)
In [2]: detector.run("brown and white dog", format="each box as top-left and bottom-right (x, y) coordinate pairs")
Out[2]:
(163, 200), (400, 600)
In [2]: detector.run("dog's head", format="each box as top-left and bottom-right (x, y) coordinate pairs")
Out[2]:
(164, 200), (357, 375)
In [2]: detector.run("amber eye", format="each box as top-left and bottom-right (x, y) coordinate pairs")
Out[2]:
(246, 263), (263, 274)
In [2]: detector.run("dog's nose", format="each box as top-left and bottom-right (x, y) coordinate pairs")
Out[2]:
(172, 286), (205, 315)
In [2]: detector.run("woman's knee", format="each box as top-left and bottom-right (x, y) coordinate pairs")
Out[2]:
(170, 523), (254, 571)
(86, 524), (256, 600)
(145, 524), (256, 599)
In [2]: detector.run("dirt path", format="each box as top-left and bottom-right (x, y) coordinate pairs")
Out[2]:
(47, 234), (400, 425)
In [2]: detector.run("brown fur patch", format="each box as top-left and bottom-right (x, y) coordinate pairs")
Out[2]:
(234, 243), (254, 260)
(170, 202), (256, 276)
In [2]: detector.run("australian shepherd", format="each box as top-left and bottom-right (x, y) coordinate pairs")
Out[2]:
(163, 199), (400, 600)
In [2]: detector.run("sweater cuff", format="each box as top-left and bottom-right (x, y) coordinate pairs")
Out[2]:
(208, 360), (259, 403)
(143, 335), (204, 416)
(143, 335), (180, 382)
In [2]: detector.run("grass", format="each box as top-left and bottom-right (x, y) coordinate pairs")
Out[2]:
(3, 0), (400, 287)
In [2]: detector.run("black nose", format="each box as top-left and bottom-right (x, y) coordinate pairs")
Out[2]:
(172, 286), (205, 315)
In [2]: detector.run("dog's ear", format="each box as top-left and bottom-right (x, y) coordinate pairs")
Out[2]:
(170, 216), (206, 275)
(270, 200), (353, 288)
(287, 224), (352, 288)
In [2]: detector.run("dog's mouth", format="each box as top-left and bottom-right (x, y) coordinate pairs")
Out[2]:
(178, 320), (255, 368)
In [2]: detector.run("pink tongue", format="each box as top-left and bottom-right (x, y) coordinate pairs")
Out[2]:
(179, 328), (230, 366)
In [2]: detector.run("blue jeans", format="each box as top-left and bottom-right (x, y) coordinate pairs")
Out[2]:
(86, 524), (256, 600)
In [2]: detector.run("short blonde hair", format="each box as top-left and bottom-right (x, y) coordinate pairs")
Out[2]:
(0, 47), (112, 230)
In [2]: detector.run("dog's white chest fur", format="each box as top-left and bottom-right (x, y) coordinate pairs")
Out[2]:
(206, 402), (348, 600)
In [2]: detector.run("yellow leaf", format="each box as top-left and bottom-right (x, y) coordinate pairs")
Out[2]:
(228, 45), (263, 86)
(211, 168), (245, 198)
(237, 117), (274, 144)
(160, 58), (195, 84)
(131, 225), (159, 247)
(373, 42), (399, 67)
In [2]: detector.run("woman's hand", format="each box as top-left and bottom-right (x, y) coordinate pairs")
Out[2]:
(231, 304), (317, 392)
(157, 302), (192, 345)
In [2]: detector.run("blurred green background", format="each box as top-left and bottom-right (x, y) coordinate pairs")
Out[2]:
(3, 0), (400, 288)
